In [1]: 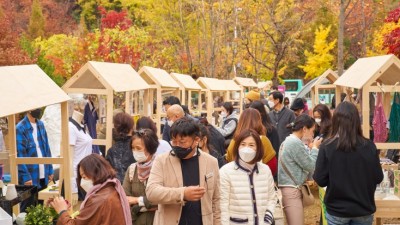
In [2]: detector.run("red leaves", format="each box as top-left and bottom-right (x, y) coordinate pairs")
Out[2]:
(385, 7), (400, 23)
(383, 6), (400, 57)
(98, 6), (132, 31)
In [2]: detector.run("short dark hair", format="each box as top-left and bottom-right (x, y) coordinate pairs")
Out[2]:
(132, 128), (159, 155)
(181, 105), (190, 115)
(198, 124), (212, 151)
(163, 96), (181, 106)
(269, 91), (283, 103)
(222, 102), (234, 115)
(113, 112), (134, 140)
(136, 116), (157, 134)
(286, 114), (315, 131)
(170, 117), (200, 138)
(232, 129), (264, 164)
(77, 154), (116, 186)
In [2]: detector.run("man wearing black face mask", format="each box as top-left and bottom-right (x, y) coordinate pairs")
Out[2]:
(16, 108), (54, 212)
(146, 117), (221, 225)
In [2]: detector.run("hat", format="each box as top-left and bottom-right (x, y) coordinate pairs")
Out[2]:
(290, 98), (305, 110)
(245, 90), (260, 102)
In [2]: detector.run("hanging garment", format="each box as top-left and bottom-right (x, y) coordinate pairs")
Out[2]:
(373, 93), (388, 143)
(84, 100), (100, 154)
(388, 92), (400, 142)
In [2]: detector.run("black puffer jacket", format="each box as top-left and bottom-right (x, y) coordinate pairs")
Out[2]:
(106, 136), (135, 183)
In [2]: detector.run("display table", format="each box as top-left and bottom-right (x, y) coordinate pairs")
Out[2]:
(374, 190), (400, 225)
(0, 185), (37, 216)
(38, 185), (78, 207)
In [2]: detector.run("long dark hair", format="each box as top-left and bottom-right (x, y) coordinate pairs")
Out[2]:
(313, 104), (332, 137)
(198, 124), (213, 151)
(330, 101), (366, 152)
(250, 100), (274, 132)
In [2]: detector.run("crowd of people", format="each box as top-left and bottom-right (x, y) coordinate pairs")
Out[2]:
(16, 90), (383, 225)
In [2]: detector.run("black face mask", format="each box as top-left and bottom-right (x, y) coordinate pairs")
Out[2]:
(30, 108), (42, 119)
(172, 143), (195, 159)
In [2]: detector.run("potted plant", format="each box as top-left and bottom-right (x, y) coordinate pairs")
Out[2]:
(25, 204), (58, 225)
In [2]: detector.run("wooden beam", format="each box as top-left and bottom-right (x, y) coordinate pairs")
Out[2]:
(7, 114), (19, 214)
(375, 143), (400, 150)
(92, 139), (107, 146)
(362, 88), (370, 138)
(64, 88), (108, 95)
(15, 157), (64, 164)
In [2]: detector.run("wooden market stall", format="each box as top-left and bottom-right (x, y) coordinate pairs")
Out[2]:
(170, 73), (203, 115)
(138, 66), (180, 135)
(197, 77), (242, 124)
(310, 69), (339, 107)
(333, 54), (400, 224)
(234, 77), (258, 96)
(62, 61), (150, 152)
(0, 65), (73, 212)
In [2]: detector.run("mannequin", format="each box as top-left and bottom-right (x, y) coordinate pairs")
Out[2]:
(71, 111), (84, 125)
(69, 110), (92, 197)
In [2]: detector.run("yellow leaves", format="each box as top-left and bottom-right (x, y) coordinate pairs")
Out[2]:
(299, 25), (336, 80)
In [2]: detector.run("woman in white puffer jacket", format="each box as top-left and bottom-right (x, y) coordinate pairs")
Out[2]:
(220, 129), (277, 225)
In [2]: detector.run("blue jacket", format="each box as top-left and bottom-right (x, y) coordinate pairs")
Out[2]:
(16, 116), (53, 188)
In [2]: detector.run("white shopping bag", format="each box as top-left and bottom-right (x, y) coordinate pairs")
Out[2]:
(0, 207), (12, 225)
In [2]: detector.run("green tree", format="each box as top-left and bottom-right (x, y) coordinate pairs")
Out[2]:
(299, 25), (336, 80)
(28, 0), (45, 39)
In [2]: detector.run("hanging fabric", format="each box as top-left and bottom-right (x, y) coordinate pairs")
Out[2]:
(373, 93), (388, 143)
(84, 99), (100, 154)
(388, 92), (400, 142)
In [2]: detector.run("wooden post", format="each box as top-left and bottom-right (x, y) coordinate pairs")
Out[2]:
(188, 90), (192, 110)
(7, 114), (19, 214)
(335, 86), (342, 108)
(207, 91), (213, 124)
(106, 91), (114, 152)
(362, 88), (369, 138)
(60, 102), (72, 204)
(156, 88), (162, 138)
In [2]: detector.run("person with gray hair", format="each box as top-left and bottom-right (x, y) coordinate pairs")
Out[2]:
(166, 104), (185, 128)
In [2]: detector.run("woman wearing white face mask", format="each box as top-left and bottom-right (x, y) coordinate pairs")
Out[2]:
(312, 104), (332, 139)
(50, 154), (132, 225)
(215, 102), (239, 147)
(277, 114), (323, 225)
(220, 129), (277, 225)
(122, 128), (159, 225)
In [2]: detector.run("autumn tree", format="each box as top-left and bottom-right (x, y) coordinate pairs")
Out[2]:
(28, 0), (46, 39)
(240, 0), (305, 85)
(299, 25), (336, 80)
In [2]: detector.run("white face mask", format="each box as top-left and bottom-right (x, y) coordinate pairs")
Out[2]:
(315, 118), (321, 125)
(221, 111), (227, 118)
(133, 150), (148, 163)
(167, 120), (174, 127)
(80, 178), (93, 193)
(238, 147), (257, 163)
(268, 100), (275, 109)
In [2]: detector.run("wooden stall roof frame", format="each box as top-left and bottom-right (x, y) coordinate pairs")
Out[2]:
(234, 77), (258, 88)
(170, 73), (202, 113)
(197, 77), (242, 123)
(257, 81), (273, 91)
(63, 61), (150, 151)
(334, 54), (400, 150)
(0, 64), (73, 211)
(138, 66), (180, 136)
(310, 69), (339, 107)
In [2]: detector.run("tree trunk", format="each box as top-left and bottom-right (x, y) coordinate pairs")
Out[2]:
(338, 0), (346, 76)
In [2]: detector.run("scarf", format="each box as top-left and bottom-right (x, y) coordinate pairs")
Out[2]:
(80, 178), (132, 225)
(137, 155), (155, 182)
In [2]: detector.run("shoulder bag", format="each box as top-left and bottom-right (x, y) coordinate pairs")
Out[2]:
(279, 144), (314, 207)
